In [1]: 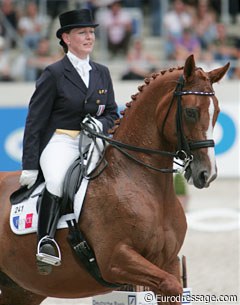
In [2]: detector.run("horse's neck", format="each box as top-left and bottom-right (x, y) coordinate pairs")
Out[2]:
(116, 106), (159, 147)
(114, 74), (176, 152)
(111, 74), (177, 173)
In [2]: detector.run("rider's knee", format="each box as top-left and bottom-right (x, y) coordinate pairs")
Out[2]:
(45, 177), (63, 197)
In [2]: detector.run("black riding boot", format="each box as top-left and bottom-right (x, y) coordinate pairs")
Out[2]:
(36, 188), (61, 274)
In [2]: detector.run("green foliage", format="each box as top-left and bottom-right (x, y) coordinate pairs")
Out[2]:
(174, 173), (187, 196)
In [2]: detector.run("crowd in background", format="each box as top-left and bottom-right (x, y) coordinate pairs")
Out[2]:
(0, 0), (239, 82)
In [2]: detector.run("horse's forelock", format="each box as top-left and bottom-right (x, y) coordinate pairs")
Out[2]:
(195, 67), (210, 81)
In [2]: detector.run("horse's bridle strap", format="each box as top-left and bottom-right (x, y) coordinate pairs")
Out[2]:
(81, 123), (177, 158)
(174, 91), (215, 96)
(189, 140), (215, 150)
(174, 75), (215, 156)
(81, 118), (181, 174)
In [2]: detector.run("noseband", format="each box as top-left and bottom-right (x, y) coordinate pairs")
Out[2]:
(81, 75), (216, 175)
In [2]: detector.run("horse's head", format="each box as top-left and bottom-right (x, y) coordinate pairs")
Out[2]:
(158, 55), (229, 189)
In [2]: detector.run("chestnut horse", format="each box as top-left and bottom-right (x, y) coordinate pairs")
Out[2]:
(0, 55), (229, 305)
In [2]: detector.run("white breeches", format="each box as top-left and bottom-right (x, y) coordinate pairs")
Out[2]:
(40, 133), (91, 197)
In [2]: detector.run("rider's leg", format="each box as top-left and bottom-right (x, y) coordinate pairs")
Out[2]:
(36, 188), (61, 267)
(37, 133), (81, 268)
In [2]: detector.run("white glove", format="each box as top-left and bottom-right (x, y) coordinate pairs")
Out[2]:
(19, 170), (39, 189)
(91, 118), (103, 132)
(83, 116), (103, 133)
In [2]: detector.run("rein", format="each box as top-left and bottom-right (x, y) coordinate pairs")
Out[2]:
(81, 75), (215, 176)
(81, 121), (186, 174)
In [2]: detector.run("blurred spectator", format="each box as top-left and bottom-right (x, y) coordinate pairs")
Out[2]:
(232, 60), (240, 79)
(0, 0), (18, 48)
(232, 39), (240, 79)
(150, 0), (161, 36)
(122, 0), (142, 8)
(102, 0), (132, 57)
(46, 0), (68, 19)
(192, 0), (217, 50)
(25, 37), (62, 81)
(211, 0), (240, 24)
(18, 1), (49, 50)
(121, 38), (158, 80)
(197, 50), (222, 73)
(174, 27), (201, 61)
(209, 23), (239, 78)
(0, 36), (14, 81)
(0, 34), (25, 81)
(163, 0), (192, 59)
(46, 0), (68, 37)
(83, 1), (99, 19)
(228, 0), (240, 24)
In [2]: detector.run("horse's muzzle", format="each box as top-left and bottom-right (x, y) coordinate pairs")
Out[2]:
(184, 164), (217, 189)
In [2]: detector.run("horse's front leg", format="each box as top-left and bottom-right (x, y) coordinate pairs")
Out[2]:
(156, 257), (183, 305)
(100, 244), (182, 303)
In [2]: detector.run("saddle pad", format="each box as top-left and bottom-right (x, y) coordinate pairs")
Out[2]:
(10, 178), (89, 235)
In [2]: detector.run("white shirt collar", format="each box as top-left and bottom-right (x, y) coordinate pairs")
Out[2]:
(67, 51), (91, 87)
(67, 51), (91, 70)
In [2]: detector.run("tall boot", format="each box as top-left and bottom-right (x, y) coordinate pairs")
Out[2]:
(36, 188), (62, 273)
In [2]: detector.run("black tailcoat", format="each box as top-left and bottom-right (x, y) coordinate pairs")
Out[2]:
(22, 55), (119, 170)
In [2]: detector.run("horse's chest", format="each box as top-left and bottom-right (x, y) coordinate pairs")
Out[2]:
(162, 227), (180, 259)
(145, 223), (182, 265)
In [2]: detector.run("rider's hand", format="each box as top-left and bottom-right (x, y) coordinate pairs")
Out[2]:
(88, 119), (103, 132)
(84, 116), (103, 133)
(19, 170), (39, 189)
(92, 119), (103, 131)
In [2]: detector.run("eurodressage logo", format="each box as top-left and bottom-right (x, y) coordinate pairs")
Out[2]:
(128, 295), (136, 305)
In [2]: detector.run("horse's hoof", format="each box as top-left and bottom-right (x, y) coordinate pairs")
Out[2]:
(36, 260), (52, 275)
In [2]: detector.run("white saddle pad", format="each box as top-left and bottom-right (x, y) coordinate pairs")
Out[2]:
(10, 178), (89, 235)
(10, 117), (105, 235)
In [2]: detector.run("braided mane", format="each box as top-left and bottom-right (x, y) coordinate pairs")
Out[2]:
(109, 66), (184, 135)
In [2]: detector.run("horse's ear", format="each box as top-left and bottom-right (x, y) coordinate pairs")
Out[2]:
(208, 62), (230, 83)
(183, 54), (196, 82)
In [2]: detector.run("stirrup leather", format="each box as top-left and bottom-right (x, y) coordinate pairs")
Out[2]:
(36, 236), (61, 266)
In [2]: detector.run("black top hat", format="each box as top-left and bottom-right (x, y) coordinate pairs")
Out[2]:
(56, 9), (99, 39)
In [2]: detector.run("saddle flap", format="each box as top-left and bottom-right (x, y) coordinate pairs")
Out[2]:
(10, 179), (43, 205)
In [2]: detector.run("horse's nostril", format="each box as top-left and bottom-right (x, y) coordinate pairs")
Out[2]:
(200, 171), (208, 184)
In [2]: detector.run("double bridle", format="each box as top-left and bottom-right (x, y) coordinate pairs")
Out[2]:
(81, 75), (215, 176)
(162, 75), (215, 162)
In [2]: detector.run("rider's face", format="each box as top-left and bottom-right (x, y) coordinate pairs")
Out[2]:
(62, 27), (95, 59)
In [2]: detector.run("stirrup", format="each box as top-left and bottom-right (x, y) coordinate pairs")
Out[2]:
(36, 236), (61, 266)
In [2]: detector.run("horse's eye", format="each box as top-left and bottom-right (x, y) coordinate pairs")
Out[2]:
(184, 107), (199, 122)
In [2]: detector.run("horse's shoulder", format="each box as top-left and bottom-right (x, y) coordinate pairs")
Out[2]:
(0, 171), (20, 187)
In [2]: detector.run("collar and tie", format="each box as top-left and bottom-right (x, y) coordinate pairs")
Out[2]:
(76, 61), (92, 77)
(67, 51), (92, 87)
